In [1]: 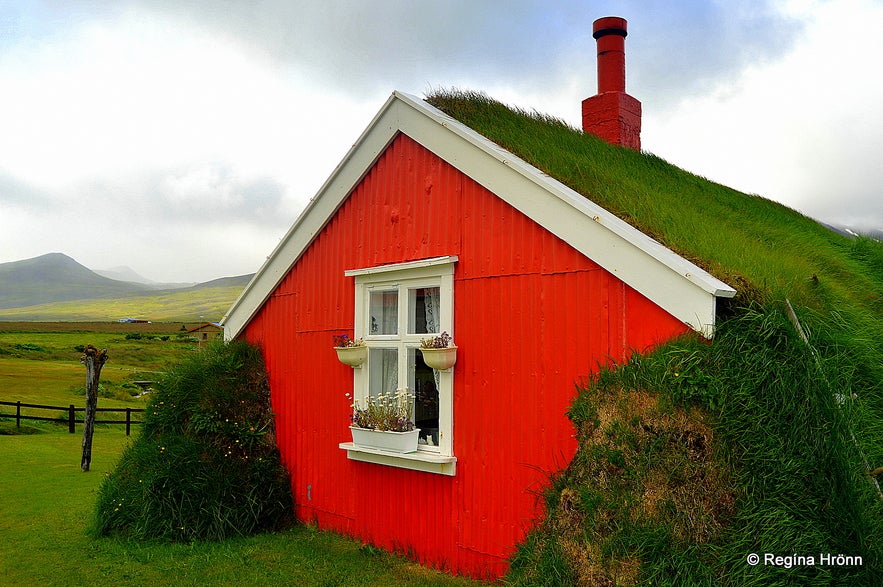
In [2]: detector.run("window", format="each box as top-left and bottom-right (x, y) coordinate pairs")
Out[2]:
(339, 256), (457, 475)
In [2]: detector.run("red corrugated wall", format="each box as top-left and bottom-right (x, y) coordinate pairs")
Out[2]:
(240, 133), (689, 579)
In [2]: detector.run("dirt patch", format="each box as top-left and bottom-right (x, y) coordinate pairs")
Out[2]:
(553, 387), (736, 584)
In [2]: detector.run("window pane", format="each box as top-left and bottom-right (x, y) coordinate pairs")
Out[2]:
(408, 287), (441, 334)
(410, 348), (439, 447)
(368, 348), (398, 399)
(369, 289), (398, 335)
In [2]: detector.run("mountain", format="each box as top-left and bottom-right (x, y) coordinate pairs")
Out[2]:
(824, 223), (883, 240)
(0, 253), (255, 313)
(93, 265), (157, 284)
(94, 265), (196, 290)
(184, 274), (253, 290)
(0, 253), (151, 310)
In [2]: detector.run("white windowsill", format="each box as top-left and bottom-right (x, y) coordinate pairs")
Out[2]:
(339, 442), (457, 476)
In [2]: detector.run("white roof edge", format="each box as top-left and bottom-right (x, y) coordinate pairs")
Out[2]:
(224, 90), (736, 340)
(393, 91), (736, 299)
(222, 93), (405, 337)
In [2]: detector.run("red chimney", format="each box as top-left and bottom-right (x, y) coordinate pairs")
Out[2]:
(581, 17), (641, 150)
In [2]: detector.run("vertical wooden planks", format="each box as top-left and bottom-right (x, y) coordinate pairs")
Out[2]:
(239, 133), (690, 579)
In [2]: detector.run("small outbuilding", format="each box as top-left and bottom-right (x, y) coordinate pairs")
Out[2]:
(187, 322), (223, 345)
(223, 17), (735, 580)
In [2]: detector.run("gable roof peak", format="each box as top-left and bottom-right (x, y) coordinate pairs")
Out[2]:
(222, 91), (734, 340)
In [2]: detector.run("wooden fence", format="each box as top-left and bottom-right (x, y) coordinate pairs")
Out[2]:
(0, 400), (145, 435)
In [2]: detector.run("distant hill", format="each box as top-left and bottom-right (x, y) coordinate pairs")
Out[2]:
(0, 253), (254, 320)
(94, 265), (196, 289)
(0, 253), (150, 309)
(824, 223), (883, 240)
(184, 275), (253, 290)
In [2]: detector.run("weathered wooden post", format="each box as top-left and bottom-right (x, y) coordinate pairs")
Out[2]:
(80, 345), (108, 472)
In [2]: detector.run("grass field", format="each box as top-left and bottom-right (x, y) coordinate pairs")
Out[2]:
(0, 322), (196, 420)
(0, 283), (244, 322)
(0, 322), (487, 586)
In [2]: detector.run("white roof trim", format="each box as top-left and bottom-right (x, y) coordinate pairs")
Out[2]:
(223, 91), (735, 340)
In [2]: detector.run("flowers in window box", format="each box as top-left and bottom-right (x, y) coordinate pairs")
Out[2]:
(419, 331), (452, 349)
(333, 334), (367, 368)
(333, 334), (364, 348)
(419, 331), (457, 371)
(348, 389), (419, 453)
(349, 389), (415, 432)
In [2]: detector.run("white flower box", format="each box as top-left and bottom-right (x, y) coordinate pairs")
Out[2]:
(350, 426), (420, 453)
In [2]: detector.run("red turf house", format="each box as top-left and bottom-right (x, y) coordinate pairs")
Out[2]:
(222, 18), (736, 580)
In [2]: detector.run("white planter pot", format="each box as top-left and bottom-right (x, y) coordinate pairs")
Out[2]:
(350, 426), (420, 453)
(334, 345), (367, 368)
(420, 346), (457, 371)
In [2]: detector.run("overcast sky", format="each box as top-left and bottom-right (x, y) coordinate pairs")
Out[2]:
(2, 0), (882, 283)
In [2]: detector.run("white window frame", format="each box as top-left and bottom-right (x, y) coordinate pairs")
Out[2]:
(338, 256), (457, 476)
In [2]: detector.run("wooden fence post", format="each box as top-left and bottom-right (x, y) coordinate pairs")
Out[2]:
(16, 400), (21, 429)
(126, 408), (132, 436)
(69, 405), (75, 433)
(80, 345), (108, 472)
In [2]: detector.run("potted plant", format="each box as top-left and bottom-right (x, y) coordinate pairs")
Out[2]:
(420, 331), (457, 371)
(348, 389), (420, 453)
(333, 334), (367, 368)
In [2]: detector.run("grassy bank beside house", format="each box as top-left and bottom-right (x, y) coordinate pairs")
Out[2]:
(428, 90), (883, 585)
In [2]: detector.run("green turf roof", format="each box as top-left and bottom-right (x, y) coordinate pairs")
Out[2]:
(425, 89), (883, 321)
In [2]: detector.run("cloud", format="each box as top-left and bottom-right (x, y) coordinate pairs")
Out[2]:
(139, 1), (803, 105)
(0, 172), (52, 208)
(108, 163), (292, 225)
(1, 0), (881, 283)
(624, 1), (805, 108)
(645, 0), (883, 230)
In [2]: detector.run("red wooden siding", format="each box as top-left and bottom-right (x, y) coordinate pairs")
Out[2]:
(240, 133), (688, 579)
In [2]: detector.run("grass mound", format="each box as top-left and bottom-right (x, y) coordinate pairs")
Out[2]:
(91, 340), (293, 541)
(427, 90), (883, 585)
(508, 306), (882, 585)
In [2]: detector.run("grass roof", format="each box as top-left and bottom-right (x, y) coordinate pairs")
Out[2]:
(426, 89), (883, 318)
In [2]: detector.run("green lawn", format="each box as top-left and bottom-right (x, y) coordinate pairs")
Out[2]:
(0, 425), (486, 586)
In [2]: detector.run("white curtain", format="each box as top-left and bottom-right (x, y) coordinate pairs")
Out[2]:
(423, 287), (441, 390)
(382, 349), (398, 396)
(369, 348), (399, 398)
(370, 290), (398, 335)
(423, 287), (439, 333)
(381, 293), (397, 334)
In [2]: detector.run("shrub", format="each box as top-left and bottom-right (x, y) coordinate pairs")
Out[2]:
(11, 342), (47, 353)
(91, 340), (293, 541)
